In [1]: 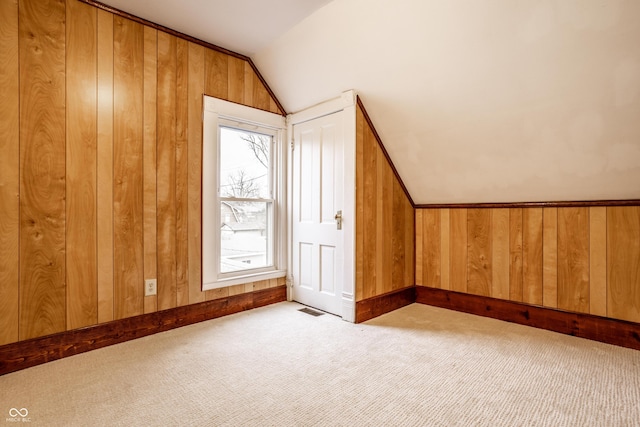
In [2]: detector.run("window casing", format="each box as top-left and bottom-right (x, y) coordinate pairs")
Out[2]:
(202, 97), (286, 290)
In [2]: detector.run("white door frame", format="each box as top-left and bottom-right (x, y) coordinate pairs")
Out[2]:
(287, 90), (356, 322)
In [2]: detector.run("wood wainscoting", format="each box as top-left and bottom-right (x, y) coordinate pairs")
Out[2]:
(0, 286), (286, 376)
(415, 205), (640, 324)
(416, 286), (640, 351)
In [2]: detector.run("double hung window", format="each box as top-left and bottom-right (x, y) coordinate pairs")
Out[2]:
(202, 98), (286, 290)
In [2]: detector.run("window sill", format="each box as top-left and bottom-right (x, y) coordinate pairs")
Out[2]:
(202, 269), (287, 291)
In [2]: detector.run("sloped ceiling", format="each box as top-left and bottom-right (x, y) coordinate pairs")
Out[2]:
(96, 0), (333, 56)
(99, 0), (640, 204)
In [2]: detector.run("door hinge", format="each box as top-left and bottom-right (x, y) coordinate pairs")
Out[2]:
(290, 139), (294, 151)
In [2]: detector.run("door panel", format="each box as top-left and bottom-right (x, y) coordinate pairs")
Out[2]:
(292, 112), (344, 315)
(299, 242), (313, 290)
(320, 245), (336, 295)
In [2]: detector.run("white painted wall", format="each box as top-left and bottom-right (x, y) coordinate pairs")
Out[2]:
(254, 0), (640, 204)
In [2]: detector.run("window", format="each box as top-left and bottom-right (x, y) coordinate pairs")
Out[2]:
(202, 97), (286, 290)
(218, 126), (273, 273)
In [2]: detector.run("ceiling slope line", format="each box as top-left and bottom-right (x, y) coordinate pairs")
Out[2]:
(79, 0), (287, 116)
(357, 96), (415, 208)
(245, 58), (286, 116)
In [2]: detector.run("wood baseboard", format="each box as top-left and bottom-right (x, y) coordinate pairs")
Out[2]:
(355, 287), (416, 323)
(416, 286), (640, 351)
(0, 286), (286, 376)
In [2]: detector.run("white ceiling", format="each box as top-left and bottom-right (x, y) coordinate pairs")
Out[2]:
(98, 0), (333, 56)
(99, 0), (640, 204)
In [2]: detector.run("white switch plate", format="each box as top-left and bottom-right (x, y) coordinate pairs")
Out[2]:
(145, 279), (157, 296)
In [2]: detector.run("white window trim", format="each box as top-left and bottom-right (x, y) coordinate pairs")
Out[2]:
(203, 97), (287, 290)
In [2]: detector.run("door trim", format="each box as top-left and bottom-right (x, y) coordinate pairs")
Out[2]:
(287, 90), (357, 322)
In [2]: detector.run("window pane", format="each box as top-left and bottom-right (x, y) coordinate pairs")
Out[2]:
(219, 127), (271, 199)
(220, 201), (272, 273)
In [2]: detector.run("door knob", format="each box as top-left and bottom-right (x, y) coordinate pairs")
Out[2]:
(335, 210), (342, 230)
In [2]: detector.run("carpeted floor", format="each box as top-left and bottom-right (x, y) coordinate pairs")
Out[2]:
(1, 302), (639, 426)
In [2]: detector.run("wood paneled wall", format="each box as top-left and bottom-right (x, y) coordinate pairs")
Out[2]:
(0, 0), (285, 346)
(416, 206), (640, 323)
(355, 104), (415, 302)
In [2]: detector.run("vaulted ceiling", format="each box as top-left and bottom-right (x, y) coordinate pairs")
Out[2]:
(99, 0), (640, 204)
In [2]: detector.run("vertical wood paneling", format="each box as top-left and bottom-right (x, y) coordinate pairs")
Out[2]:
(228, 284), (245, 296)
(362, 126), (377, 300)
(509, 208), (523, 302)
(143, 26), (158, 314)
(450, 209), (468, 293)
(269, 98), (280, 114)
(227, 56), (244, 104)
(440, 209), (450, 290)
(6, 2), (292, 343)
(0, 0), (20, 345)
(589, 207), (607, 317)
(188, 42), (205, 305)
(523, 208), (543, 305)
(467, 209), (492, 296)
(375, 146), (385, 296)
(405, 197), (414, 287)
(206, 286), (229, 301)
(252, 280), (268, 291)
(96, 9), (114, 323)
(157, 31), (177, 310)
(415, 205), (640, 325)
(492, 209), (510, 300)
(356, 108), (414, 299)
(415, 210), (423, 285)
(542, 208), (558, 309)
(269, 97), (280, 114)
(19, 0), (67, 340)
(175, 38), (190, 307)
(392, 179), (405, 290)
(357, 113), (413, 299)
(382, 161), (394, 292)
(243, 62), (254, 107)
(355, 105), (365, 299)
(113, 16), (144, 319)
(422, 209), (441, 288)
(66, 0), (98, 329)
(607, 207), (640, 323)
(253, 71), (271, 111)
(558, 208), (589, 313)
(204, 49), (228, 99)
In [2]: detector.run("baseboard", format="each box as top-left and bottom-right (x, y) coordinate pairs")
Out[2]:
(0, 286), (286, 376)
(416, 286), (640, 351)
(355, 287), (416, 323)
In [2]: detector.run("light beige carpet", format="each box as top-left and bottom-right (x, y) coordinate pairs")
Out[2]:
(1, 302), (639, 426)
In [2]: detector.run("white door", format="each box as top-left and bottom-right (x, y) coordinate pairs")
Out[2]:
(291, 112), (344, 316)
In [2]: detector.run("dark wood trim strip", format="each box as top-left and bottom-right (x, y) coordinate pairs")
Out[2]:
(356, 96), (414, 207)
(78, 0), (286, 116)
(79, 0), (244, 59)
(246, 58), (287, 116)
(416, 286), (640, 351)
(0, 286), (286, 376)
(355, 287), (416, 323)
(416, 199), (640, 209)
